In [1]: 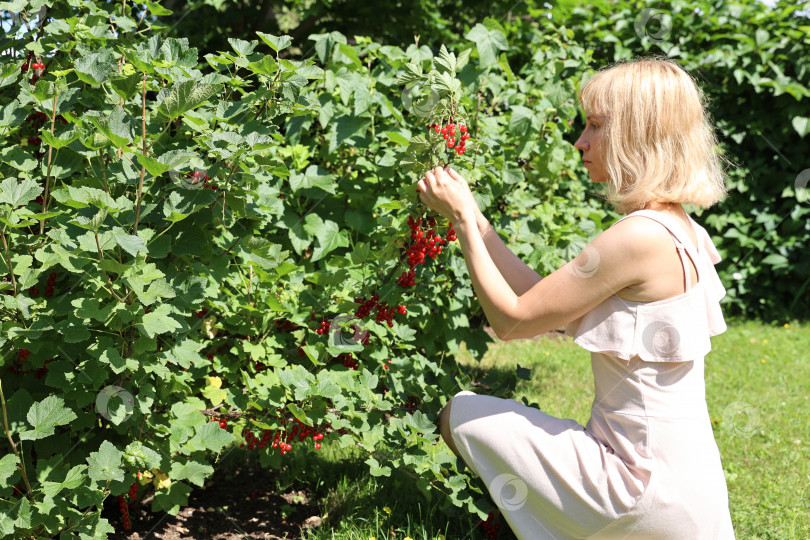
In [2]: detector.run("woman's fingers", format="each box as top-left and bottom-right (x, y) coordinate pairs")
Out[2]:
(444, 166), (467, 185)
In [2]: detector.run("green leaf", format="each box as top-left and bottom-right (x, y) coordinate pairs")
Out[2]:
(152, 481), (192, 515)
(170, 459), (213, 487)
(157, 80), (221, 120)
(0, 454), (19, 487)
(287, 402), (312, 426)
(144, 0), (173, 15)
(140, 303), (182, 338)
(74, 51), (118, 85)
(465, 23), (508, 67)
(793, 116), (810, 138)
(0, 178), (41, 206)
(86, 440), (124, 483)
(303, 214), (350, 262)
(257, 32), (292, 52)
(288, 165), (335, 194)
(183, 421), (235, 454)
(123, 441), (162, 470)
(228, 38), (256, 56)
(41, 464), (86, 497)
(19, 395), (77, 441)
(0, 63), (20, 89)
(113, 228), (148, 256)
(86, 107), (134, 147)
(434, 45), (456, 75)
(0, 146), (38, 172)
(365, 456), (392, 477)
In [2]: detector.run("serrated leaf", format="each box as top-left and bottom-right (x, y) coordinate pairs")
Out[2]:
(257, 32), (292, 52)
(288, 165), (335, 194)
(86, 440), (124, 483)
(123, 441), (162, 470)
(365, 456), (392, 477)
(465, 23), (508, 67)
(157, 80), (221, 120)
(170, 459), (213, 487)
(113, 228), (148, 257)
(19, 395), (77, 441)
(41, 464), (86, 497)
(435, 45), (456, 75)
(0, 454), (19, 487)
(74, 51), (118, 84)
(0, 178), (41, 206)
(183, 421), (235, 454)
(140, 303), (182, 338)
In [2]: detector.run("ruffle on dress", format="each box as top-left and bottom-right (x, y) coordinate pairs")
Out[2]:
(564, 211), (727, 363)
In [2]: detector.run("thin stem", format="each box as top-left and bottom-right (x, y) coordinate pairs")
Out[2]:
(0, 380), (33, 499)
(0, 227), (17, 295)
(39, 92), (59, 235)
(132, 72), (147, 234)
(94, 232), (126, 302)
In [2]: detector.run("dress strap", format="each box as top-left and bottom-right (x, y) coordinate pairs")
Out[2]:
(611, 209), (700, 293)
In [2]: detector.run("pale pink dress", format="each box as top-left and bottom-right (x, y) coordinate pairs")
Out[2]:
(449, 209), (735, 539)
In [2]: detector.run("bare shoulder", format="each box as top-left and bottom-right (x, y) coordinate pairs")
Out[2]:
(590, 214), (672, 261)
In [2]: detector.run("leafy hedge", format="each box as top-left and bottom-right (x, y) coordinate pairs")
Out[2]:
(0, 1), (603, 536)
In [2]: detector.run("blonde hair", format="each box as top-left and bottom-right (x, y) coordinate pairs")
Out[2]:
(577, 58), (727, 214)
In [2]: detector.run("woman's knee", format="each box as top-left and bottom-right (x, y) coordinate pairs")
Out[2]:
(438, 398), (461, 457)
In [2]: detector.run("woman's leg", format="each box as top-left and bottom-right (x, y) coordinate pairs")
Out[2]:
(438, 398), (461, 457)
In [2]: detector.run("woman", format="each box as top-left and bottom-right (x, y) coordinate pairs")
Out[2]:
(417, 58), (734, 539)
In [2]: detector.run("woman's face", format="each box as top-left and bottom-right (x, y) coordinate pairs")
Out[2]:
(574, 113), (608, 183)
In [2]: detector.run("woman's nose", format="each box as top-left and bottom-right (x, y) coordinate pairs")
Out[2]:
(574, 135), (588, 151)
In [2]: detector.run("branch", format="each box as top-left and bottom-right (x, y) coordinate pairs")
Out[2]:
(132, 72), (147, 234)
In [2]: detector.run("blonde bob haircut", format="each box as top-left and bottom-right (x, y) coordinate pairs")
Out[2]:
(577, 58), (727, 214)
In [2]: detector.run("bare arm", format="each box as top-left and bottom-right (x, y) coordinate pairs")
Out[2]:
(475, 211), (543, 296)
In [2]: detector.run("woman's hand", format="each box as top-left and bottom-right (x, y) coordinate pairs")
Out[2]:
(417, 166), (479, 224)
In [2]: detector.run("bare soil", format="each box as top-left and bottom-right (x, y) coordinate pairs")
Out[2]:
(105, 465), (323, 540)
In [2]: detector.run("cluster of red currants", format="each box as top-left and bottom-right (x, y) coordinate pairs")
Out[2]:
(185, 170), (219, 190)
(237, 415), (331, 455)
(427, 121), (471, 155)
(194, 307), (209, 319)
(117, 482), (138, 531)
(339, 352), (358, 370)
(401, 395), (421, 413)
(212, 416), (229, 430)
(8, 349), (30, 375)
(28, 272), (59, 297)
(350, 294), (407, 329)
(478, 511), (501, 539)
(314, 318), (330, 335)
(396, 216), (455, 287)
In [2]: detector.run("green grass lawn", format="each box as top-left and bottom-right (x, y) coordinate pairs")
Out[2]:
(295, 320), (809, 539)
